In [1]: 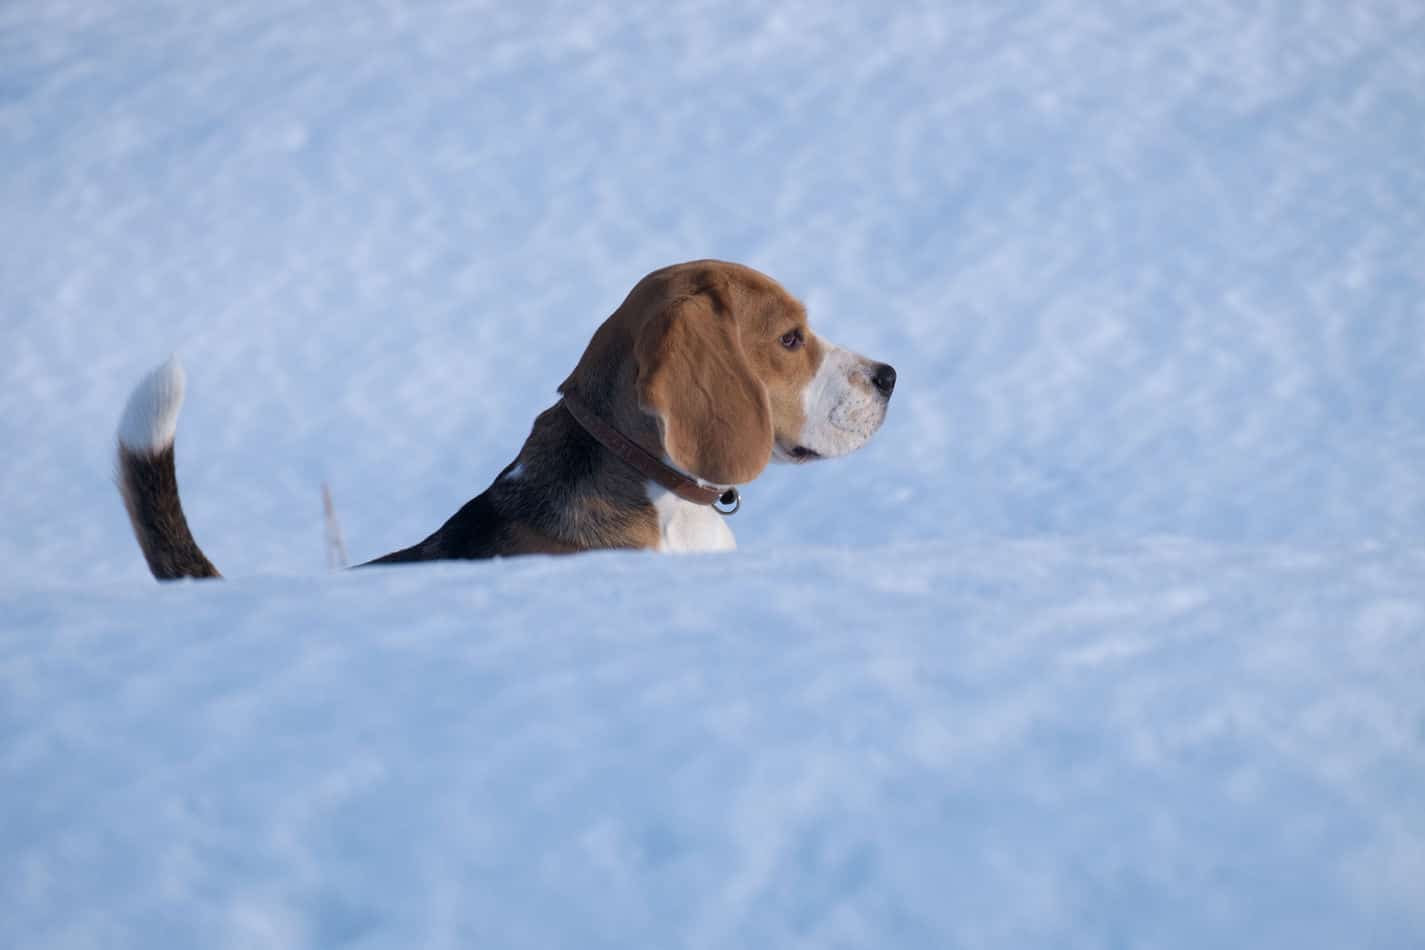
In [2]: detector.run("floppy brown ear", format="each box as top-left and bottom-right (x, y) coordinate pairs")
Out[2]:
(635, 289), (774, 486)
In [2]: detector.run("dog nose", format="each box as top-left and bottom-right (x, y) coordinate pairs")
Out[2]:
(871, 362), (897, 397)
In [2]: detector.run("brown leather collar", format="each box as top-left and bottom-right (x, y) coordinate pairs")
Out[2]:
(561, 394), (739, 512)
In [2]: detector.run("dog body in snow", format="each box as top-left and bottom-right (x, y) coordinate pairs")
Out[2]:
(116, 260), (896, 580)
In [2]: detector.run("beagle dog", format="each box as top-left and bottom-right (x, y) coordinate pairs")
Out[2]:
(116, 260), (896, 580)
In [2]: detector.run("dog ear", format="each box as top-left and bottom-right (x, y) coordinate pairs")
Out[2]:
(635, 287), (773, 486)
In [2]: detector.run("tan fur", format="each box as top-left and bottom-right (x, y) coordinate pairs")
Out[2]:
(560, 260), (826, 486)
(635, 287), (773, 485)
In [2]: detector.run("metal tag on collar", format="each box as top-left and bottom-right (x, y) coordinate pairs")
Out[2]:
(714, 487), (741, 516)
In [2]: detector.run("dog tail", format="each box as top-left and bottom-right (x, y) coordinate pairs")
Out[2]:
(115, 357), (222, 581)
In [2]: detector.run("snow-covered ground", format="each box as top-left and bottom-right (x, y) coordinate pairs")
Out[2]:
(5, 544), (1425, 948)
(3, 1), (1424, 947)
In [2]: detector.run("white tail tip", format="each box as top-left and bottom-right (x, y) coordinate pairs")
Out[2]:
(118, 356), (187, 454)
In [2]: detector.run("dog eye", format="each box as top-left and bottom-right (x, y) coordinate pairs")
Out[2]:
(779, 329), (804, 350)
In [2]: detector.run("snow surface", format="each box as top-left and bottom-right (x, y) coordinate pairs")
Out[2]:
(3, 0), (1423, 581)
(5, 544), (1425, 948)
(3, 1), (1425, 947)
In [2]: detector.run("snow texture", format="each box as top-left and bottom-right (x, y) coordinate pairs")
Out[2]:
(116, 356), (185, 454)
(4, 544), (1424, 948)
(1, 0), (1422, 583)
(2, 1), (1424, 947)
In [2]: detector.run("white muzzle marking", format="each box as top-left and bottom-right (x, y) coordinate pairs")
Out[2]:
(778, 342), (889, 461)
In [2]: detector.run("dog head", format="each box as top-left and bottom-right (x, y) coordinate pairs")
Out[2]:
(561, 260), (895, 487)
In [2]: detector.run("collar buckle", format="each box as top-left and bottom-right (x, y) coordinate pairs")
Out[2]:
(713, 487), (741, 516)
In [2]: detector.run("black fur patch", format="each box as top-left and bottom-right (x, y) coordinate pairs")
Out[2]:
(118, 444), (221, 580)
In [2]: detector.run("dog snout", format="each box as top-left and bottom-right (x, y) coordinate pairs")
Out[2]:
(871, 362), (896, 397)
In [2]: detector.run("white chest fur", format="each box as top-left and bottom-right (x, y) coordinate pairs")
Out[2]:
(647, 482), (737, 553)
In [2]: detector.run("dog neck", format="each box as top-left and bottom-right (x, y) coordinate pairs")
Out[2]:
(560, 393), (732, 507)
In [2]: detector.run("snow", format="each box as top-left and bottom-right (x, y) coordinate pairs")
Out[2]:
(6, 544), (1425, 947)
(2, 0), (1424, 946)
